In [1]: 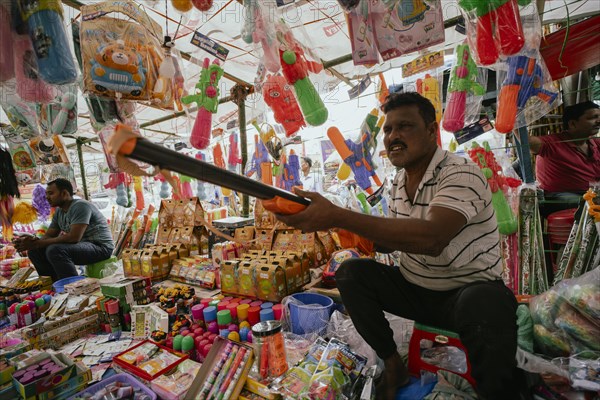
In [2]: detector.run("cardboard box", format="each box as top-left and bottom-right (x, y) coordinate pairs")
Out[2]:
(113, 340), (188, 382)
(220, 260), (240, 296)
(130, 304), (169, 340)
(12, 353), (76, 399)
(255, 264), (287, 302)
(237, 261), (257, 298)
(187, 337), (254, 399)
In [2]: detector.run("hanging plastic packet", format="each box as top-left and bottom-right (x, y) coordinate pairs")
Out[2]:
(37, 85), (78, 136)
(16, 0), (78, 85)
(442, 43), (488, 134)
(71, 20), (120, 127)
(308, 337), (368, 399)
(241, 0), (280, 73)
(270, 337), (329, 399)
(80, 1), (164, 102)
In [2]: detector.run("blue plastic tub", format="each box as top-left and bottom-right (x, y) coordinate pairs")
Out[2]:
(67, 373), (156, 400)
(288, 292), (334, 336)
(52, 275), (86, 294)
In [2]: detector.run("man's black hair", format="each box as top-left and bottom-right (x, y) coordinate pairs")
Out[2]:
(381, 92), (437, 125)
(302, 157), (312, 169)
(563, 101), (599, 130)
(48, 178), (73, 196)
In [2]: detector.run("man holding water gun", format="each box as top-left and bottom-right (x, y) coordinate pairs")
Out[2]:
(527, 101), (600, 216)
(275, 93), (523, 400)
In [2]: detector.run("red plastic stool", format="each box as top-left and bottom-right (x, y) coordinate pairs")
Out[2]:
(546, 208), (577, 269)
(408, 322), (475, 386)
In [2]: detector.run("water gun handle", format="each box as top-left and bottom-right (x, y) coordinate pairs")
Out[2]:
(495, 84), (520, 133)
(261, 197), (307, 215)
(442, 91), (467, 132)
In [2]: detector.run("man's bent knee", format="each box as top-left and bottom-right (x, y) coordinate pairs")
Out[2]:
(45, 244), (70, 259)
(335, 258), (371, 282)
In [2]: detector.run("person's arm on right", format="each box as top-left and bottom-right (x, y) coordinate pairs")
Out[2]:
(528, 134), (544, 155)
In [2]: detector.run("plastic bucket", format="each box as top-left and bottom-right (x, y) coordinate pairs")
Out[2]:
(53, 275), (86, 293)
(288, 293), (334, 336)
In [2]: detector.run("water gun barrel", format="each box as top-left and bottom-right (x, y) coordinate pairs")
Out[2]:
(496, 0), (525, 56)
(442, 91), (467, 132)
(491, 190), (518, 235)
(114, 125), (309, 214)
(475, 13), (499, 65)
(495, 84), (520, 133)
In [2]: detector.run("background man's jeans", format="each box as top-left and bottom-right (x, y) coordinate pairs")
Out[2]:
(28, 242), (113, 281)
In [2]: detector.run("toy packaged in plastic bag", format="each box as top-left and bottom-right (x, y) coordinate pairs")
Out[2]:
(529, 267), (600, 358)
(271, 337), (328, 399)
(458, 0), (529, 66)
(80, 1), (164, 102)
(495, 53), (560, 133)
(241, 0), (280, 73)
(16, 0), (78, 85)
(29, 134), (69, 166)
(442, 43), (487, 133)
(308, 337), (368, 400)
(370, 0), (445, 62)
(38, 86), (78, 135)
(71, 20), (120, 126)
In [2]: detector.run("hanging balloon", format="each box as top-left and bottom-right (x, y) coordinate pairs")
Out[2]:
(171, 0), (193, 12)
(192, 0), (213, 11)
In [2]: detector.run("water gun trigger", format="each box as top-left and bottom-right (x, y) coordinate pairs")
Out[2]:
(261, 196), (308, 215)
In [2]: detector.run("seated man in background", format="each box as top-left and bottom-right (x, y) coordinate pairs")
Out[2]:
(275, 93), (522, 400)
(13, 179), (114, 282)
(529, 101), (600, 216)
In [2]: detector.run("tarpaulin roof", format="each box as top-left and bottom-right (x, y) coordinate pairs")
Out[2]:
(3, 0), (600, 154)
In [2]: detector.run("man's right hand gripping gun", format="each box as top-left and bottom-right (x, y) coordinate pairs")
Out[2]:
(181, 58), (224, 149)
(467, 141), (520, 235)
(443, 44), (485, 133)
(495, 55), (558, 133)
(328, 126), (383, 195)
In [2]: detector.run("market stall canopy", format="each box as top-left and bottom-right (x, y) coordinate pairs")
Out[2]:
(2, 0), (599, 154)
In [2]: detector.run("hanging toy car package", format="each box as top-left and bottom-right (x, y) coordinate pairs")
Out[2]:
(80, 1), (164, 102)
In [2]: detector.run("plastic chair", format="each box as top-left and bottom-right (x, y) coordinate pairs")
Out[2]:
(85, 256), (118, 279)
(408, 322), (475, 386)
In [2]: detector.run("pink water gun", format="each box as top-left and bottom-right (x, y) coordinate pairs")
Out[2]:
(228, 132), (242, 170)
(181, 58), (224, 149)
(443, 44), (485, 133)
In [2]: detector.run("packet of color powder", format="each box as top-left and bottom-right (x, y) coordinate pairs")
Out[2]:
(308, 337), (368, 399)
(271, 338), (328, 398)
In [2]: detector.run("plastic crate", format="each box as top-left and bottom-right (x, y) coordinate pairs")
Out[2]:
(66, 373), (156, 400)
(53, 275), (86, 293)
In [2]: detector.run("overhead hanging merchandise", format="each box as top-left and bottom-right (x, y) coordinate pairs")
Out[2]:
(79, 1), (164, 102)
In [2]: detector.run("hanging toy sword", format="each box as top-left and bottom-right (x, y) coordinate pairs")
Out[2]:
(108, 123), (309, 214)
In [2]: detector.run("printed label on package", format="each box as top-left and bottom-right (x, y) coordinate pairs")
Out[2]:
(190, 31), (229, 61)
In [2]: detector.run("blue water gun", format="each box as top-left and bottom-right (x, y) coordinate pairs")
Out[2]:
(246, 134), (272, 185)
(496, 55), (558, 133)
(280, 150), (302, 192)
